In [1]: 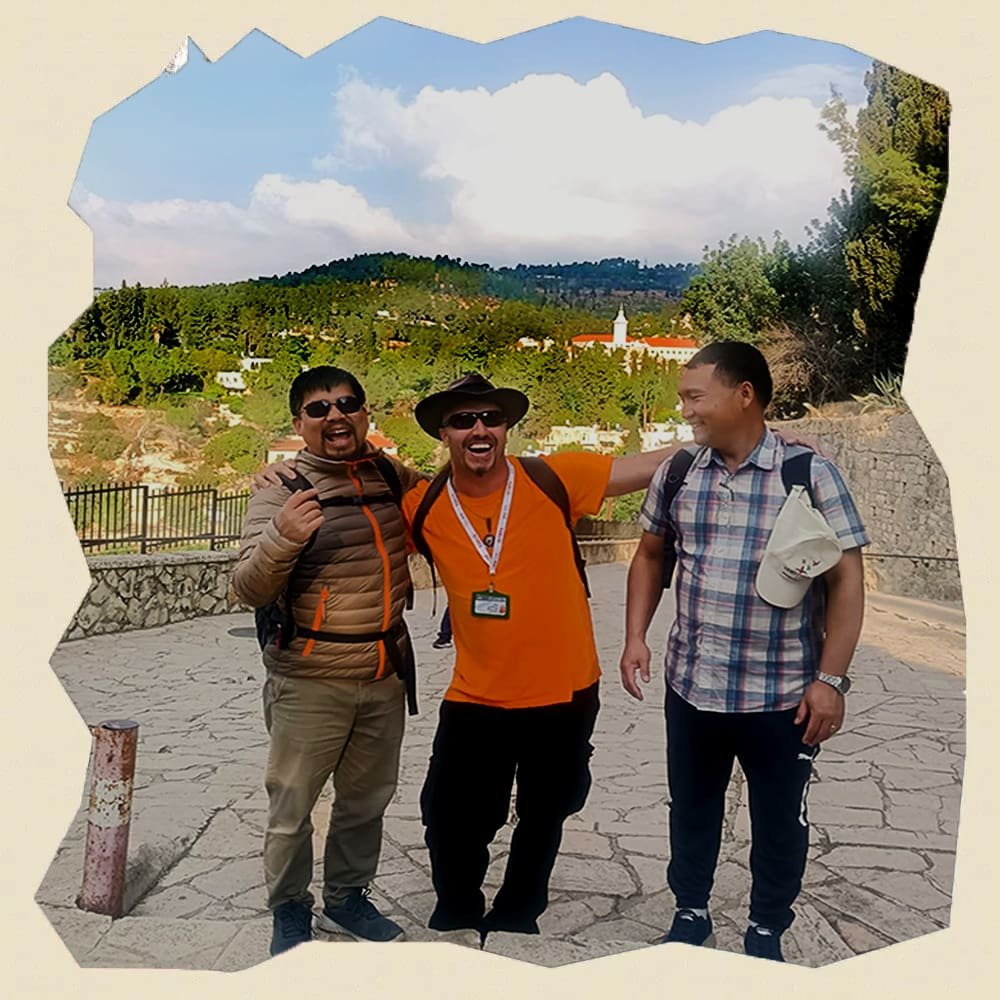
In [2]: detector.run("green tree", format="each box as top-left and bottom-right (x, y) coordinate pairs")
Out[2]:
(680, 236), (783, 343)
(819, 62), (949, 374)
(380, 416), (441, 473)
(94, 348), (139, 404)
(242, 391), (293, 435)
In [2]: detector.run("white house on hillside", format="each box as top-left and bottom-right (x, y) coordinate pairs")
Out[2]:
(215, 356), (274, 392)
(571, 307), (699, 365)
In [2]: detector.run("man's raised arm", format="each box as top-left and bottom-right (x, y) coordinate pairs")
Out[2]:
(605, 445), (681, 497)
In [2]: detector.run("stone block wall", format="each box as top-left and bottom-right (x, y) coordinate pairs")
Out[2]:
(63, 551), (245, 641)
(775, 410), (961, 603)
(64, 540), (642, 641)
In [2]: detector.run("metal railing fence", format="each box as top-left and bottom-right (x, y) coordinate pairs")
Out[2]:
(63, 482), (250, 554)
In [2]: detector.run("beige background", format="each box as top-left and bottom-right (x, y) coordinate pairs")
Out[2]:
(1, 1), (994, 996)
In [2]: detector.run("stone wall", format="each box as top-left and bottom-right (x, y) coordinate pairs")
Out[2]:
(62, 409), (961, 640)
(775, 409), (961, 603)
(64, 540), (642, 641)
(63, 551), (244, 641)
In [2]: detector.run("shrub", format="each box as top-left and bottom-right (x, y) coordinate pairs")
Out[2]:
(48, 366), (83, 400)
(242, 391), (292, 435)
(177, 463), (223, 488)
(78, 413), (129, 462)
(604, 490), (644, 523)
(203, 425), (269, 470)
(159, 396), (214, 436)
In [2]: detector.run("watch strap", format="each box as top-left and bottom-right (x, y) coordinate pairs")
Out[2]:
(817, 671), (850, 694)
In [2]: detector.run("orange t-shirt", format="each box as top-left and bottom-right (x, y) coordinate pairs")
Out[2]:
(402, 452), (613, 709)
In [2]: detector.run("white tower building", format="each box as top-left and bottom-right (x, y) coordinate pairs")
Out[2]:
(613, 306), (628, 348)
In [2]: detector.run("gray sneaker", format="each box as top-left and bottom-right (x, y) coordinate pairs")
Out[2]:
(316, 888), (405, 942)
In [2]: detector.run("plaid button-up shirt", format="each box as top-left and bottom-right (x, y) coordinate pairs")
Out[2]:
(639, 429), (869, 713)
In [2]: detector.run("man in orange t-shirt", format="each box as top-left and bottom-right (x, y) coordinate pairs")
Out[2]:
(408, 373), (680, 939)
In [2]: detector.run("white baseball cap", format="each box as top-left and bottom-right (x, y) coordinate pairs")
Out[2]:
(756, 486), (843, 608)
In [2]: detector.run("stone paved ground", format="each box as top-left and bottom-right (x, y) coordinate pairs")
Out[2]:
(38, 563), (965, 971)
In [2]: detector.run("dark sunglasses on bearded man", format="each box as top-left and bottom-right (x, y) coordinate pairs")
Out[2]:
(300, 396), (364, 419)
(442, 410), (508, 430)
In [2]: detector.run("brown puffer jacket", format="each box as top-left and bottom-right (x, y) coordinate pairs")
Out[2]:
(232, 446), (424, 681)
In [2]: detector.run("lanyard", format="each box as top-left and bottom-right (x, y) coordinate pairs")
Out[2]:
(446, 460), (515, 586)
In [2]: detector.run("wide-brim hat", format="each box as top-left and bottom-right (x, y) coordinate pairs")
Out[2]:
(755, 486), (843, 608)
(415, 372), (530, 438)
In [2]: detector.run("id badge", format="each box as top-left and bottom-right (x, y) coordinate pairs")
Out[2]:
(471, 589), (511, 619)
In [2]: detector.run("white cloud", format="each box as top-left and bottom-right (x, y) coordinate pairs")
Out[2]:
(73, 175), (419, 286)
(750, 62), (868, 105)
(327, 72), (852, 262)
(79, 71), (856, 285)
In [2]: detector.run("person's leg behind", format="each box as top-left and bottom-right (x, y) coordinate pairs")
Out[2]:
(485, 682), (600, 933)
(433, 607), (452, 648)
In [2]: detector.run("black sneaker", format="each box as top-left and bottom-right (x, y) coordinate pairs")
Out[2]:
(744, 925), (785, 962)
(659, 909), (715, 947)
(432, 637), (452, 649)
(317, 888), (405, 942)
(270, 899), (313, 956)
(481, 909), (540, 935)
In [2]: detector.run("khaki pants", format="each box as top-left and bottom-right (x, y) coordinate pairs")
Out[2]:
(262, 671), (406, 911)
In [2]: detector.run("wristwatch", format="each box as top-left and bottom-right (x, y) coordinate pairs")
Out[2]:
(817, 672), (852, 695)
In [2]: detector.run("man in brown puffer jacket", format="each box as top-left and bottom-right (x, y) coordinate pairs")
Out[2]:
(232, 366), (424, 956)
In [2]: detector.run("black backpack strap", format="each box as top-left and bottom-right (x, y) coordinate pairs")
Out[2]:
(409, 466), (451, 614)
(520, 457), (591, 598)
(369, 454), (413, 608)
(297, 620), (418, 716)
(661, 448), (699, 590)
(780, 446), (815, 503)
(318, 492), (398, 508)
(410, 466), (450, 568)
(275, 469), (315, 494)
(371, 454), (404, 506)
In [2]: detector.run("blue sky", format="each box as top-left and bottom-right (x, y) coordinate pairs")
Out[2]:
(72, 17), (875, 287)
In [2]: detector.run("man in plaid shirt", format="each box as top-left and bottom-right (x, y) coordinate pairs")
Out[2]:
(620, 341), (868, 962)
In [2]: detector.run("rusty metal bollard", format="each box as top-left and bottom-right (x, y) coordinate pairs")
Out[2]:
(77, 720), (139, 917)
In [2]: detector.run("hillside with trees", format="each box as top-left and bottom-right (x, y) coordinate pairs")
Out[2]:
(50, 60), (946, 488)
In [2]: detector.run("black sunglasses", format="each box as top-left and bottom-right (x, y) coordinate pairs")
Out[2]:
(301, 396), (364, 419)
(443, 409), (508, 430)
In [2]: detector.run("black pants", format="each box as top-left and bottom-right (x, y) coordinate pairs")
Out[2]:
(436, 607), (452, 643)
(665, 686), (818, 932)
(420, 683), (600, 933)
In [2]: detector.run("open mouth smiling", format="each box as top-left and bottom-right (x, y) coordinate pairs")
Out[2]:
(324, 426), (355, 443)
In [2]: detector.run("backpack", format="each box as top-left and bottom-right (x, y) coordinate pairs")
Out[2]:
(409, 456), (591, 600)
(659, 444), (816, 589)
(253, 455), (419, 715)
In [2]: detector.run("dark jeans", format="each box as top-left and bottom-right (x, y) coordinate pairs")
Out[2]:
(665, 686), (818, 932)
(436, 607), (452, 643)
(420, 682), (600, 933)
